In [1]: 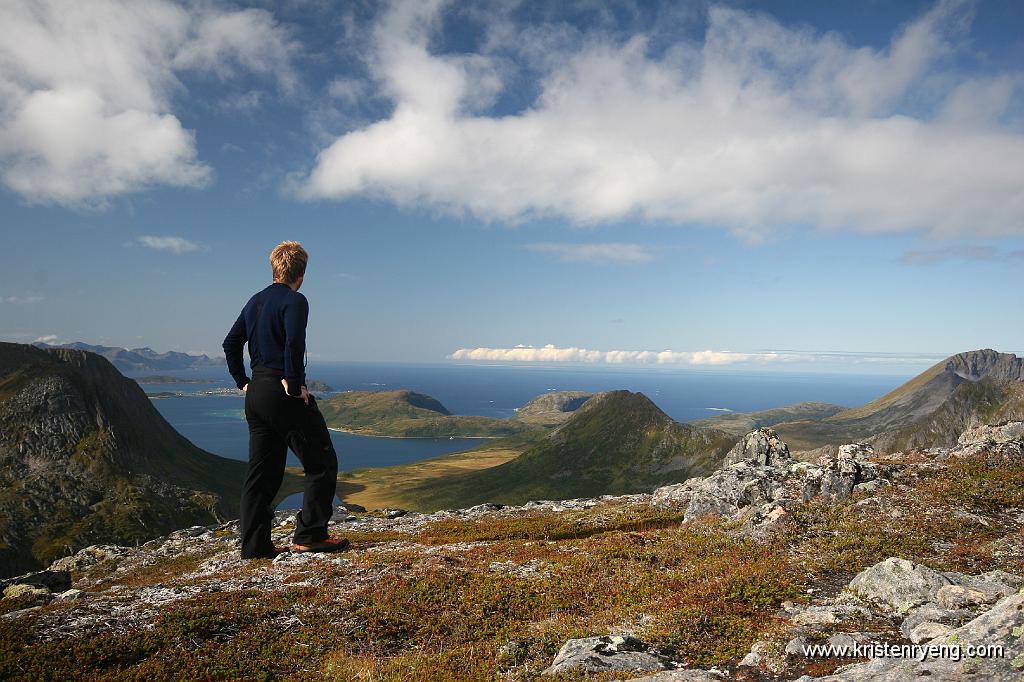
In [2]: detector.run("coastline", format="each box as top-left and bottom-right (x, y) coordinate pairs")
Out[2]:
(326, 426), (500, 440)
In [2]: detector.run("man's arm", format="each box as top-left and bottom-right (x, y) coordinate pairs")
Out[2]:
(222, 309), (251, 390)
(282, 294), (308, 397)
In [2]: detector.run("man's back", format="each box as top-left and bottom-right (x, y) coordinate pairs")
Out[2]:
(223, 282), (308, 396)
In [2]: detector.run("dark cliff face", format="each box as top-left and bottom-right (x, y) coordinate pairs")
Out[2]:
(0, 343), (248, 578)
(944, 349), (1024, 382)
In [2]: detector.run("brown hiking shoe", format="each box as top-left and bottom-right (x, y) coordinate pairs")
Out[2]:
(293, 537), (350, 553)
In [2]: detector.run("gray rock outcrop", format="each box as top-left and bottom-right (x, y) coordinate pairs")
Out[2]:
(624, 670), (726, 681)
(847, 558), (955, 615)
(542, 635), (674, 676)
(798, 592), (1024, 681)
(958, 421), (1024, 446)
(796, 558), (1024, 681)
(722, 427), (791, 467)
(651, 432), (885, 527)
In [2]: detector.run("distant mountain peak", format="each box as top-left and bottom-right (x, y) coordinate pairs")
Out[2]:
(32, 341), (224, 373)
(943, 349), (1023, 382)
(753, 348), (1024, 453)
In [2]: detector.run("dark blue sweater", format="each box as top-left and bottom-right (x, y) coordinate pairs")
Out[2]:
(223, 282), (308, 396)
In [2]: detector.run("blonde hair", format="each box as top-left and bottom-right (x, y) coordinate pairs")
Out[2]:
(270, 241), (308, 284)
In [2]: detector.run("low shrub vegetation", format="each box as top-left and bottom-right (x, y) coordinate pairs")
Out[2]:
(1, 447), (1021, 680)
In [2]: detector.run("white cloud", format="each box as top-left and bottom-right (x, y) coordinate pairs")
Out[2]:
(134, 235), (204, 254)
(172, 7), (299, 93)
(0, 0), (298, 207)
(0, 293), (44, 305)
(450, 345), (948, 366)
(34, 334), (58, 344)
(527, 242), (655, 264)
(300, 0), (1024, 238)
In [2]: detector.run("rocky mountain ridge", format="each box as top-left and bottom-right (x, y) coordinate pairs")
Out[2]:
(716, 349), (1024, 453)
(32, 341), (224, 373)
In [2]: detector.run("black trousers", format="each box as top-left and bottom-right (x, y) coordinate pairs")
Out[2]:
(240, 366), (338, 558)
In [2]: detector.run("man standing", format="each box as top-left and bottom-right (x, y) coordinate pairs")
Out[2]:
(223, 241), (347, 558)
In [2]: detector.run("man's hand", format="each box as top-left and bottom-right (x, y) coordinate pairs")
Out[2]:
(281, 379), (310, 405)
(242, 383), (248, 393)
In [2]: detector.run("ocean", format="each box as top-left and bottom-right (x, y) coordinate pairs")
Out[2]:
(143, 361), (910, 509)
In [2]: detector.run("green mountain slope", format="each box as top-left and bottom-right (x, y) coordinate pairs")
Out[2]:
(318, 390), (539, 438)
(689, 401), (845, 435)
(771, 349), (1024, 451)
(399, 390), (736, 509)
(0, 343), (299, 577)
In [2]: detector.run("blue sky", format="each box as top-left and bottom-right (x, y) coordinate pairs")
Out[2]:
(1, 0), (1022, 373)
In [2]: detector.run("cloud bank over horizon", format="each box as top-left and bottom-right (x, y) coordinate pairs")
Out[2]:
(449, 345), (948, 367)
(301, 0), (1024, 239)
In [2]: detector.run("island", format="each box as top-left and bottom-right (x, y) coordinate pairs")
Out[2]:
(134, 375), (212, 384)
(317, 390), (542, 438)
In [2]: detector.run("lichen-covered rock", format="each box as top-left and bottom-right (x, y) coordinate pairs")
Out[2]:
(953, 569), (1024, 603)
(49, 545), (132, 573)
(738, 640), (786, 675)
(623, 670), (726, 681)
(818, 443), (876, 502)
(906, 620), (954, 644)
(797, 592), (1024, 681)
(651, 433), (886, 526)
(958, 421), (1024, 446)
(722, 427), (791, 467)
(543, 635), (673, 676)
(927, 421), (1024, 462)
(847, 558), (953, 614)
(3, 583), (52, 603)
(935, 584), (993, 610)
(899, 602), (974, 642)
(55, 588), (88, 602)
(791, 603), (872, 626)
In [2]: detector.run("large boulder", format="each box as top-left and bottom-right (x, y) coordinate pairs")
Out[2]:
(847, 558), (954, 615)
(722, 428), (791, 467)
(543, 635), (673, 676)
(49, 545), (132, 573)
(930, 421), (1024, 461)
(848, 558), (1024, 617)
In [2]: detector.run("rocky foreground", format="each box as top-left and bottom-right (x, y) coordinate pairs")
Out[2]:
(2, 424), (1023, 680)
